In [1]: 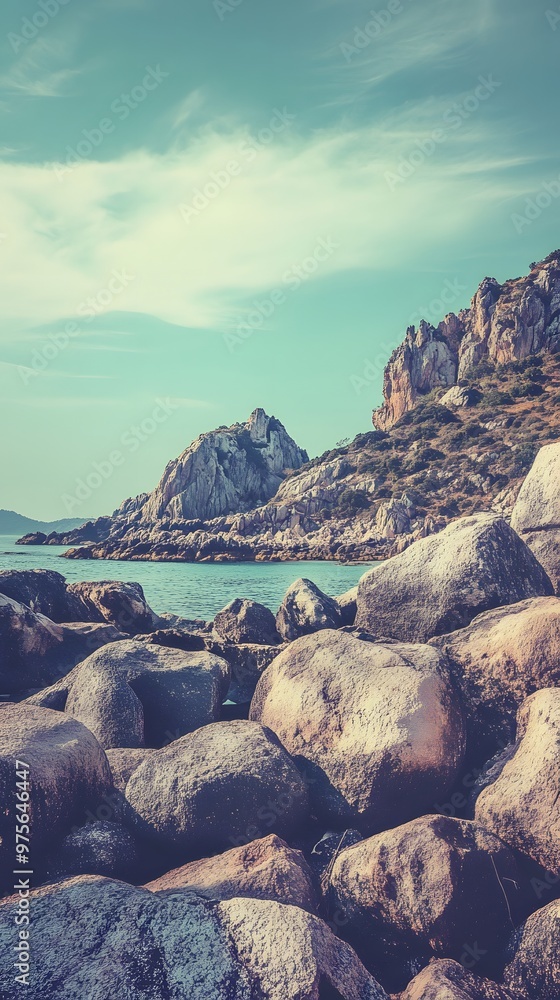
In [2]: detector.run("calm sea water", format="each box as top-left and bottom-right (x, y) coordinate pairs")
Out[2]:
(0, 536), (371, 621)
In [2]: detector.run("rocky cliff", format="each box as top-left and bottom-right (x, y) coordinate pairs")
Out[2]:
(373, 250), (560, 431)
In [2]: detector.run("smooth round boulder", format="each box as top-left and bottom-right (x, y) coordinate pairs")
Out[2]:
(0, 593), (68, 692)
(105, 747), (155, 792)
(0, 875), (389, 999)
(504, 898), (560, 999)
(214, 598), (280, 645)
(125, 720), (310, 856)
(475, 688), (560, 874)
(400, 959), (516, 999)
(330, 815), (530, 993)
(27, 639), (230, 749)
(0, 569), (82, 621)
(250, 630), (465, 832)
(433, 597), (560, 762)
(356, 514), (553, 642)
(67, 579), (160, 634)
(145, 833), (318, 912)
(0, 704), (112, 884)
(511, 441), (560, 595)
(276, 578), (343, 641)
(44, 820), (144, 883)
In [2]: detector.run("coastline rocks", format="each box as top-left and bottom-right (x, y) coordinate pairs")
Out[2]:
(0, 705), (112, 883)
(145, 833), (318, 912)
(330, 815), (529, 993)
(67, 580), (160, 634)
(125, 720), (310, 856)
(250, 630), (465, 832)
(432, 597), (560, 761)
(475, 688), (560, 874)
(0, 876), (389, 1000)
(511, 442), (560, 594)
(276, 578), (343, 641)
(504, 898), (560, 999)
(356, 514), (553, 642)
(27, 640), (230, 749)
(0, 569), (82, 621)
(400, 959), (515, 999)
(0, 593), (68, 692)
(214, 597), (280, 645)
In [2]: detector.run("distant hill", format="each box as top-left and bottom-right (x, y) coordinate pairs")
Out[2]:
(0, 510), (91, 536)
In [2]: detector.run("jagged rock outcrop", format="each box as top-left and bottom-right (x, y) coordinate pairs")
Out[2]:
(373, 251), (560, 431)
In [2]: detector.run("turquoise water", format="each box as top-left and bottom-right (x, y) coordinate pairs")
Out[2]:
(0, 536), (371, 621)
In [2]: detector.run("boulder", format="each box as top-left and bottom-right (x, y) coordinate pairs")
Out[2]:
(432, 597), (560, 761)
(207, 638), (283, 704)
(400, 959), (515, 999)
(0, 569), (82, 620)
(250, 630), (465, 833)
(125, 720), (309, 857)
(0, 704), (112, 885)
(0, 875), (389, 999)
(276, 578), (343, 641)
(330, 815), (530, 993)
(67, 580), (160, 634)
(504, 898), (560, 999)
(26, 639), (230, 749)
(105, 747), (155, 792)
(145, 833), (318, 912)
(0, 593), (68, 692)
(511, 441), (560, 594)
(356, 514), (553, 642)
(475, 688), (560, 875)
(214, 597), (280, 645)
(336, 585), (359, 626)
(44, 820), (144, 883)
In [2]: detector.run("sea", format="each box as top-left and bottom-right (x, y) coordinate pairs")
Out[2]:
(0, 536), (372, 621)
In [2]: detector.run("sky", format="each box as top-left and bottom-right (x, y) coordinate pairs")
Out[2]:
(0, 0), (560, 520)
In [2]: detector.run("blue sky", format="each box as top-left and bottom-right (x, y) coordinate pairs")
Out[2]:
(1, 0), (559, 519)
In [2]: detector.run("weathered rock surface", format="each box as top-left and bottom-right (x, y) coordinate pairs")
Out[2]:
(125, 720), (309, 856)
(105, 747), (155, 792)
(475, 688), (560, 874)
(336, 585), (359, 626)
(44, 820), (144, 883)
(0, 569), (82, 620)
(26, 639), (230, 749)
(504, 898), (560, 999)
(214, 597), (280, 645)
(0, 593), (69, 692)
(330, 815), (530, 992)
(67, 579), (160, 633)
(0, 875), (389, 999)
(0, 705), (112, 884)
(250, 630), (465, 832)
(373, 251), (560, 431)
(356, 514), (553, 642)
(399, 959), (515, 999)
(276, 578), (343, 641)
(511, 441), (560, 594)
(145, 833), (318, 912)
(433, 597), (560, 761)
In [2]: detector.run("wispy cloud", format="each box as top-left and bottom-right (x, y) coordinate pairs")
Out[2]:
(0, 34), (83, 98)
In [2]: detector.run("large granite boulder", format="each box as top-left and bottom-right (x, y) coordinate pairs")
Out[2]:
(0, 593), (69, 692)
(145, 833), (318, 912)
(214, 598), (280, 645)
(433, 597), (560, 762)
(125, 720), (310, 857)
(330, 815), (530, 993)
(276, 578), (343, 641)
(356, 514), (553, 642)
(0, 875), (389, 999)
(250, 630), (465, 833)
(26, 640), (230, 749)
(504, 898), (560, 999)
(105, 747), (155, 792)
(0, 569), (82, 620)
(67, 580), (160, 634)
(0, 705), (112, 886)
(336, 585), (359, 626)
(511, 441), (560, 594)
(475, 688), (560, 875)
(44, 820), (144, 883)
(400, 959), (515, 999)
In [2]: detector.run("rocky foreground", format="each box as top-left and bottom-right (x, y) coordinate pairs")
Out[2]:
(1, 441), (560, 997)
(18, 251), (560, 564)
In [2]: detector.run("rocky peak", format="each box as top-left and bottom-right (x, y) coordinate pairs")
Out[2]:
(373, 252), (560, 431)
